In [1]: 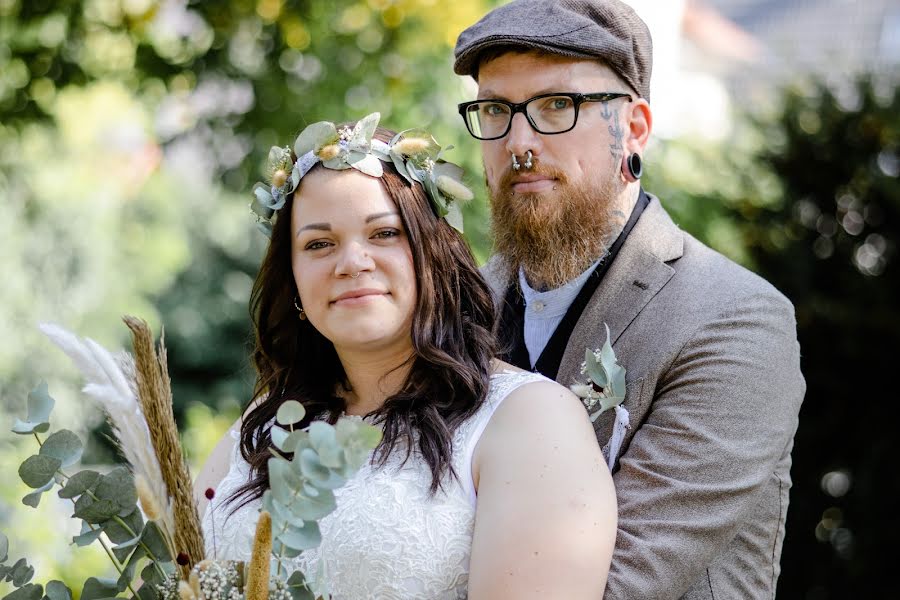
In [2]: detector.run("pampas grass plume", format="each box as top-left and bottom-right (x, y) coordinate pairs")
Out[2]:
(135, 474), (162, 521)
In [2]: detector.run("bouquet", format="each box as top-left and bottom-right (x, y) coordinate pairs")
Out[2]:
(0, 318), (381, 600)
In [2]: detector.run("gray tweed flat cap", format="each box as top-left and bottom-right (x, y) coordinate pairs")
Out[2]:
(454, 0), (653, 101)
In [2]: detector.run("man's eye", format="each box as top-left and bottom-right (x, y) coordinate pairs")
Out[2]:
(548, 97), (572, 110)
(483, 103), (507, 116)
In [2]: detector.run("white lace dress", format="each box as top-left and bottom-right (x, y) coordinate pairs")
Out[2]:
(202, 370), (547, 600)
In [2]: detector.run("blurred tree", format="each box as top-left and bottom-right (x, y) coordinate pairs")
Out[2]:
(739, 76), (898, 599)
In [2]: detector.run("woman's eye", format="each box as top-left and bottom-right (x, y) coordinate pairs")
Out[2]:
(373, 229), (401, 240)
(305, 240), (331, 250)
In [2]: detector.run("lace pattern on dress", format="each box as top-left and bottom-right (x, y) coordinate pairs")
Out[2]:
(202, 370), (547, 600)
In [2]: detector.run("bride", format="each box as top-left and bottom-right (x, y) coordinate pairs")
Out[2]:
(195, 114), (616, 599)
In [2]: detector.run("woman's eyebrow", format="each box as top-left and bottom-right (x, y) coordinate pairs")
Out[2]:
(296, 222), (330, 236)
(366, 211), (399, 223)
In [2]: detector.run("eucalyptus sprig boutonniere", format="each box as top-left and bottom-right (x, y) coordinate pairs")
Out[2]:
(569, 325), (630, 470)
(570, 324), (626, 421)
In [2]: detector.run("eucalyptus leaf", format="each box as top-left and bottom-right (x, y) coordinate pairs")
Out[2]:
(286, 487), (335, 521)
(390, 152), (414, 185)
(59, 470), (100, 499)
(354, 112), (380, 143)
(297, 448), (330, 484)
(285, 571), (314, 600)
(117, 544), (145, 592)
(2, 583), (42, 600)
(18, 455), (61, 489)
(276, 401), (306, 427)
(102, 508), (143, 545)
(136, 583), (161, 600)
(11, 382), (54, 435)
(9, 558), (33, 586)
(277, 520), (322, 551)
(72, 526), (104, 547)
(610, 365), (627, 400)
(139, 562), (164, 587)
(0, 531), (8, 562)
(44, 581), (72, 600)
(95, 467), (137, 514)
(585, 348), (608, 389)
(39, 430), (83, 468)
(73, 496), (119, 524)
(80, 578), (119, 600)
(307, 423), (342, 468)
(21, 479), (54, 508)
(271, 425), (290, 451)
(350, 154), (383, 177)
(294, 122), (337, 157)
(444, 203), (465, 233)
(269, 457), (305, 507)
(140, 521), (171, 562)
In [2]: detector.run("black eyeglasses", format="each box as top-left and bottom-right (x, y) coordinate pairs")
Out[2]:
(458, 92), (633, 140)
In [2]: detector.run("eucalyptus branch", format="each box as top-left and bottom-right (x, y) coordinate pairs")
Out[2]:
(53, 468), (169, 581)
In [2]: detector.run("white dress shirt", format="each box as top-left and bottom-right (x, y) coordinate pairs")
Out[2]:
(518, 257), (602, 368)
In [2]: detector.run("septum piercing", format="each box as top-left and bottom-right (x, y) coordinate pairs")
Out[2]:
(350, 272), (360, 279)
(511, 150), (534, 171)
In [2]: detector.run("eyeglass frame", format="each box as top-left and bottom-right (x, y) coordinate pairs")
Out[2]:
(457, 92), (633, 140)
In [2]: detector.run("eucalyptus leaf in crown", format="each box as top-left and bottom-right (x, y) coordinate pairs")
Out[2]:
(250, 112), (473, 236)
(1, 324), (382, 600)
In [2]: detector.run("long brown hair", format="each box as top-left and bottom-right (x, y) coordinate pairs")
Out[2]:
(232, 126), (497, 505)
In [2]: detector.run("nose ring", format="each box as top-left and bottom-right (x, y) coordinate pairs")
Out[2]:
(512, 150), (533, 171)
(350, 272), (360, 279)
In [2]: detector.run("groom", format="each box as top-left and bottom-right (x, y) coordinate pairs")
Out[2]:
(454, 1), (805, 597)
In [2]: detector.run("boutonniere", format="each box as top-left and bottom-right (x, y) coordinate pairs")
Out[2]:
(569, 325), (630, 470)
(570, 324), (626, 421)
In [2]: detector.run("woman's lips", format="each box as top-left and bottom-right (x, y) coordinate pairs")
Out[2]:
(331, 289), (387, 306)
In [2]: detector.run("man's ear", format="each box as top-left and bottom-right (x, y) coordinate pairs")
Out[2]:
(626, 99), (652, 153)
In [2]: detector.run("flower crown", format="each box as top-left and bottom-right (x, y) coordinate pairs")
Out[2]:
(250, 112), (474, 236)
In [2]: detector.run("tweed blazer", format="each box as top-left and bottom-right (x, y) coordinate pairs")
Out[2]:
(482, 195), (805, 599)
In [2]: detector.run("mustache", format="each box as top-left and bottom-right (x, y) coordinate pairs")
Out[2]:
(496, 163), (570, 191)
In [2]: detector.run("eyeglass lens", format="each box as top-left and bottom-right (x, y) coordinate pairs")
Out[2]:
(464, 95), (578, 139)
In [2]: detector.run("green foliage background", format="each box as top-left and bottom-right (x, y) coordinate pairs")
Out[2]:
(0, 1), (896, 598)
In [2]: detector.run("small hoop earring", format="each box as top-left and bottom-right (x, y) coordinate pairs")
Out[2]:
(293, 296), (307, 320)
(623, 153), (643, 182)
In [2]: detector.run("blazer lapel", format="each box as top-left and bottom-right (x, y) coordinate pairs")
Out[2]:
(557, 197), (684, 433)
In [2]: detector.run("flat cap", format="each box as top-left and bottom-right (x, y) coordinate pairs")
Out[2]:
(454, 0), (653, 101)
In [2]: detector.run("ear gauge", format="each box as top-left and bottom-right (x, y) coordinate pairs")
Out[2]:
(622, 152), (643, 182)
